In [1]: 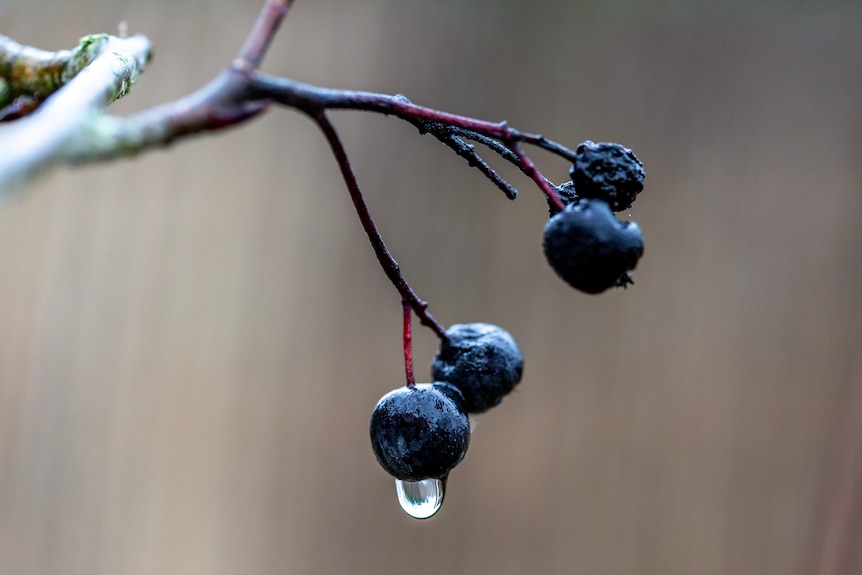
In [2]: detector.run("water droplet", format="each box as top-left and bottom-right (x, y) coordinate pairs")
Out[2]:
(395, 477), (445, 519)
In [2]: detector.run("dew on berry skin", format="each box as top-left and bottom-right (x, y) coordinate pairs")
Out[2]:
(395, 477), (445, 519)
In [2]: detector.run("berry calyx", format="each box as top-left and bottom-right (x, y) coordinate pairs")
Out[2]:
(543, 198), (644, 294)
(570, 141), (645, 211)
(369, 383), (470, 481)
(549, 180), (580, 214)
(431, 323), (524, 414)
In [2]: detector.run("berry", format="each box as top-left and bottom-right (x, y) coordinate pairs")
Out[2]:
(370, 383), (470, 481)
(543, 198), (644, 294)
(431, 381), (468, 411)
(570, 141), (644, 211)
(431, 323), (524, 413)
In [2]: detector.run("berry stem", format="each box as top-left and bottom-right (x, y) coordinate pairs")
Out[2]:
(248, 74), (578, 202)
(508, 142), (565, 212)
(312, 111), (447, 340)
(402, 300), (415, 388)
(251, 73), (581, 161)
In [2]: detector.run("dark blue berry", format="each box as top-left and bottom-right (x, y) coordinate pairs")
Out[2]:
(570, 141), (644, 211)
(431, 381), (467, 411)
(543, 198), (644, 294)
(370, 383), (470, 481)
(431, 323), (524, 414)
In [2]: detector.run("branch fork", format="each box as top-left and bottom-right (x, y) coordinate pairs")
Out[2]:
(0, 0), (576, 381)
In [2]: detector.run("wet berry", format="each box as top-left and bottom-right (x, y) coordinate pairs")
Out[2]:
(543, 198), (644, 294)
(570, 141), (644, 211)
(431, 323), (524, 413)
(370, 383), (470, 481)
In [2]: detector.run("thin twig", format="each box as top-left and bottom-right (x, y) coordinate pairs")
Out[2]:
(444, 133), (519, 199)
(423, 126), (518, 200)
(312, 111), (447, 339)
(250, 73), (578, 162)
(459, 129), (519, 164)
(249, 75), (568, 204)
(234, 0), (295, 71)
(508, 142), (565, 212)
(386, 94), (517, 199)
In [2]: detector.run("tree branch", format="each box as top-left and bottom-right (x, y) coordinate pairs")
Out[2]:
(248, 74), (567, 208)
(0, 34), (151, 190)
(0, 12), (571, 212)
(234, 0), (295, 71)
(64, 69), (268, 163)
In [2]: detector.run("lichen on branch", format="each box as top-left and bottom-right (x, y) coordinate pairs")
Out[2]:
(0, 33), (123, 106)
(0, 33), (151, 190)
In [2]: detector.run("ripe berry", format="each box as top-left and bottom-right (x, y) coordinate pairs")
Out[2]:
(543, 198), (644, 294)
(570, 141), (644, 211)
(431, 323), (524, 414)
(370, 383), (470, 481)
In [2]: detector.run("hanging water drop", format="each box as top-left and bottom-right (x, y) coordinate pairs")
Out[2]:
(395, 477), (445, 519)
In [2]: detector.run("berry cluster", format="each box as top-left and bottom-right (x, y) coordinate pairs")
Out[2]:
(1, 0), (650, 524)
(370, 323), (523, 518)
(545, 141), (646, 294)
(368, 140), (646, 518)
(370, 141), (644, 518)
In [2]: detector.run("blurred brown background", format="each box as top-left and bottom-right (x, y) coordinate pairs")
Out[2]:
(1, 1), (861, 574)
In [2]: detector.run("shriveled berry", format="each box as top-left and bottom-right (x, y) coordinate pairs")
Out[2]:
(431, 323), (524, 413)
(370, 383), (470, 481)
(570, 141), (644, 211)
(543, 198), (644, 294)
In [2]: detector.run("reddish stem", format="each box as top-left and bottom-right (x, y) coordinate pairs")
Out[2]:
(508, 142), (565, 212)
(249, 74), (576, 204)
(312, 112), (447, 340)
(402, 301), (415, 388)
